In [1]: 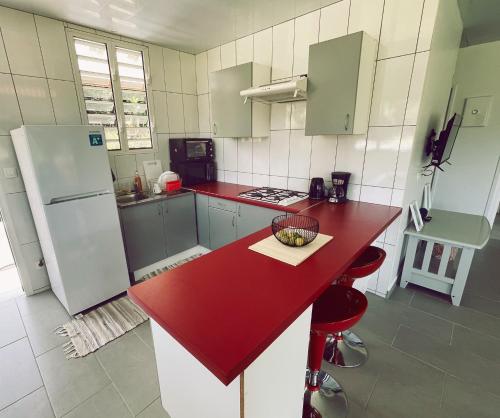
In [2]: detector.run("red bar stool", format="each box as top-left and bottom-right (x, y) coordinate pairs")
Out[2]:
(303, 285), (368, 418)
(324, 246), (386, 368)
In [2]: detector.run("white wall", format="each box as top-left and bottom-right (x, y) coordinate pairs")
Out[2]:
(195, 0), (460, 296)
(0, 6), (197, 293)
(432, 41), (500, 226)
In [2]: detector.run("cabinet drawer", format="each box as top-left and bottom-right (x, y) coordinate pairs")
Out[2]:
(208, 196), (237, 212)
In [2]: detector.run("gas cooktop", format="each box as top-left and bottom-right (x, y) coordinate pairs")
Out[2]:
(238, 187), (309, 206)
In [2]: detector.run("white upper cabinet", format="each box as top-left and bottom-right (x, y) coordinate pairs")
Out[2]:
(0, 7), (45, 77)
(305, 31), (377, 136)
(210, 62), (270, 138)
(35, 16), (74, 81)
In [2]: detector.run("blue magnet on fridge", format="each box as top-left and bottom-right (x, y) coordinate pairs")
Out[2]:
(89, 133), (103, 146)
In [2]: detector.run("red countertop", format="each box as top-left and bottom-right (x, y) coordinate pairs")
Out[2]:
(128, 183), (401, 386)
(187, 182), (324, 213)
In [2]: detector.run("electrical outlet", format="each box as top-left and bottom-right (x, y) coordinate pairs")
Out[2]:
(3, 167), (18, 179)
(462, 96), (492, 127)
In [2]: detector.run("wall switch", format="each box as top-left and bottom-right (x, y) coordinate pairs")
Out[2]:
(3, 167), (18, 179)
(462, 96), (492, 127)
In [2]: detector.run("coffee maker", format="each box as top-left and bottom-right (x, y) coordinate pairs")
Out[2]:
(329, 172), (351, 203)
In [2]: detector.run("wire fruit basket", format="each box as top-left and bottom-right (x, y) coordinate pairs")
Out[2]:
(271, 214), (319, 247)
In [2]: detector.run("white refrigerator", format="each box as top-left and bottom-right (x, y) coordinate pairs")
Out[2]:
(12, 126), (130, 315)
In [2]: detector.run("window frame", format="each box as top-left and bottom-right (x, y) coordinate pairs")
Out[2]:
(66, 29), (157, 154)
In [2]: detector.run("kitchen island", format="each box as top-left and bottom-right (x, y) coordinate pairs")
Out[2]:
(128, 185), (400, 418)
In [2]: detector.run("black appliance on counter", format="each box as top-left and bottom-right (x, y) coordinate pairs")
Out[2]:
(329, 172), (350, 203)
(169, 138), (216, 186)
(309, 177), (325, 199)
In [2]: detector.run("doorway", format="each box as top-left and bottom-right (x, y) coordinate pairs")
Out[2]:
(0, 212), (22, 301)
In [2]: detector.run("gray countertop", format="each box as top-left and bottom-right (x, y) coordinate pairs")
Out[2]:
(116, 189), (193, 209)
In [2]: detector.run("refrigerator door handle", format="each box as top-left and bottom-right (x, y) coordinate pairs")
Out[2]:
(49, 190), (111, 204)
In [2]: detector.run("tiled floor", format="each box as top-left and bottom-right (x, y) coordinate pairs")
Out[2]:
(0, 232), (499, 417)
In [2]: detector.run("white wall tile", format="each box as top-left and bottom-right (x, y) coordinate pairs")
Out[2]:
(272, 20), (294, 80)
(254, 28), (272, 67)
(195, 52), (208, 94)
(252, 173), (270, 187)
(319, 0), (350, 42)
(288, 130), (312, 179)
(359, 185), (392, 205)
(237, 171), (253, 186)
(183, 94), (199, 133)
(223, 138), (238, 171)
(34, 16), (73, 81)
(384, 214), (402, 245)
(48, 79), (81, 125)
(377, 243), (396, 293)
(0, 30), (9, 73)
(405, 52), (430, 125)
(224, 170), (237, 184)
(310, 135), (337, 180)
(237, 138), (252, 172)
(252, 137), (270, 174)
(213, 136), (224, 170)
(220, 42), (236, 69)
(348, 0), (384, 40)
(271, 103), (292, 130)
(287, 177), (309, 193)
(153, 91), (169, 133)
(269, 175), (287, 189)
(417, 0), (439, 52)
(290, 101), (307, 130)
(378, 0), (424, 59)
(197, 94), (210, 133)
(207, 47), (221, 74)
(115, 154), (137, 178)
(0, 136), (24, 194)
(0, 73), (23, 135)
(293, 10), (319, 76)
(180, 52), (197, 94)
(270, 130), (290, 176)
(0, 7), (45, 77)
(347, 183), (361, 201)
(335, 134), (366, 184)
(394, 125), (415, 189)
(156, 133), (170, 171)
(390, 189), (404, 207)
(362, 126), (402, 187)
(370, 55), (414, 126)
(5, 192), (36, 244)
(13, 75), (55, 124)
(236, 35), (253, 65)
(163, 48), (182, 93)
(166, 93), (185, 133)
(148, 44), (165, 91)
(216, 169), (224, 181)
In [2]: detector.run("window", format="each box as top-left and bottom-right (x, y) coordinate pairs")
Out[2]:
(72, 36), (153, 151)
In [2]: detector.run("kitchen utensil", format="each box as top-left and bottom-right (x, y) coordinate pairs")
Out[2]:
(309, 177), (325, 199)
(329, 172), (351, 203)
(158, 171), (180, 191)
(153, 182), (162, 194)
(272, 214), (319, 247)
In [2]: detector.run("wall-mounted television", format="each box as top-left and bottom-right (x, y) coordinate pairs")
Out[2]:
(425, 113), (462, 170)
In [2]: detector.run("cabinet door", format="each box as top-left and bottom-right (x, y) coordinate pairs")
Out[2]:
(305, 32), (362, 135)
(236, 203), (285, 239)
(196, 194), (210, 248)
(208, 207), (237, 250)
(164, 194), (198, 256)
(210, 63), (252, 137)
(120, 202), (165, 271)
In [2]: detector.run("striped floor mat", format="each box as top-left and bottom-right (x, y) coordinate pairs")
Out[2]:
(56, 253), (204, 358)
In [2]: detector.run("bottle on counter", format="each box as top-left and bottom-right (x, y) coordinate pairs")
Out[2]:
(133, 170), (143, 194)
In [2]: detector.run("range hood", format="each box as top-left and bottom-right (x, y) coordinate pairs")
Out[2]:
(240, 76), (307, 104)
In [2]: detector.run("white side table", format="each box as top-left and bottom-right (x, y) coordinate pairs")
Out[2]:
(401, 209), (491, 306)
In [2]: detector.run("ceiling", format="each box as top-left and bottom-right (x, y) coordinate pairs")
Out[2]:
(0, 0), (341, 54)
(458, 0), (500, 46)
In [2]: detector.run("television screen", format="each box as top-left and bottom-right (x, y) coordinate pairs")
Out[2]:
(432, 113), (461, 165)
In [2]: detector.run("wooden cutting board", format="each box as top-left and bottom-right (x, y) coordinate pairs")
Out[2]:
(248, 233), (334, 266)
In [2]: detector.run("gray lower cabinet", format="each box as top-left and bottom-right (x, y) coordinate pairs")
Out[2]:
(120, 201), (165, 272)
(196, 194), (210, 248)
(208, 206), (237, 250)
(163, 193), (197, 256)
(236, 203), (285, 239)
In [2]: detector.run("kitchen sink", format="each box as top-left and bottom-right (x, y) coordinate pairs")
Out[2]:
(116, 193), (148, 204)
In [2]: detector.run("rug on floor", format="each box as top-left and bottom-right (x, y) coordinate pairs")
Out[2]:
(56, 253), (204, 358)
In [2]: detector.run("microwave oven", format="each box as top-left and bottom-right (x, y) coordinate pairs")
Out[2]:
(170, 161), (216, 186)
(170, 138), (214, 163)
